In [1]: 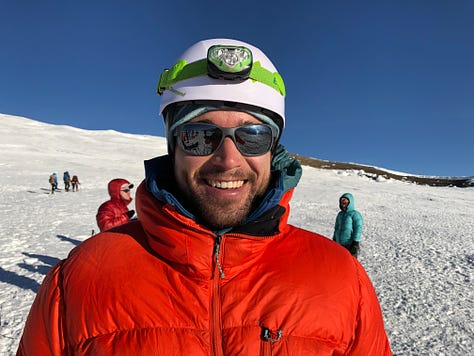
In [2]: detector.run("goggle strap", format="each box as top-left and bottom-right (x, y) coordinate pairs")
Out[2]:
(157, 59), (285, 96)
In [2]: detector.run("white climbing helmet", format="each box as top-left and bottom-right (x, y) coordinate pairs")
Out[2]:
(157, 38), (286, 128)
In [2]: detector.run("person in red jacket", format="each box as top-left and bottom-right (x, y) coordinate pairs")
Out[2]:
(96, 178), (135, 231)
(17, 39), (392, 355)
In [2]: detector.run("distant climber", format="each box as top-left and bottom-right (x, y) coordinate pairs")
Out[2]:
(333, 193), (363, 258)
(71, 175), (80, 192)
(49, 173), (58, 194)
(63, 171), (71, 191)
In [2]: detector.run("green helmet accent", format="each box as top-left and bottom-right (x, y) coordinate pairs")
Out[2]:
(157, 53), (285, 97)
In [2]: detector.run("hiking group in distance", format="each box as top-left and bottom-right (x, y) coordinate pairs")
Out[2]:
(48, 171), (80, 194)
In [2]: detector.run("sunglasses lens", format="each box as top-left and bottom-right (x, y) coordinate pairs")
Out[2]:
(234, 125), (273, 156)
(179, 124), (222, 156)
(177, 124), (274, 156)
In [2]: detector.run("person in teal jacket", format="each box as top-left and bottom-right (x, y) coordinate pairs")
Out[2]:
(333, 193), (363, 258)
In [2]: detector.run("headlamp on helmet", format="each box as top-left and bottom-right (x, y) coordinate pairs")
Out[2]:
(157, 45), (285, 97)
(207, 45), (252, 80)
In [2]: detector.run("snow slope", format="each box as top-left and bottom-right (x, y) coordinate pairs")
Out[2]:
(0, 114), (473, 355)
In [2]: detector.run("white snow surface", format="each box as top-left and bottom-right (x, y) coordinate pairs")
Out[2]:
(1, 114), (473, 355)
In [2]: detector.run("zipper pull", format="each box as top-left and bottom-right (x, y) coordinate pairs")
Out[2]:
(260, 326), (283, 343)
(213, 234), (225, 278)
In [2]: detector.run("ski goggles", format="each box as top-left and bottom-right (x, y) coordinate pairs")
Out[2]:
(157, 45), (286, 96)
(174, 122), (277, 156)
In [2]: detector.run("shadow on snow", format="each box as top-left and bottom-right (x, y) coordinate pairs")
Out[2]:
(0, 234), (82, 293)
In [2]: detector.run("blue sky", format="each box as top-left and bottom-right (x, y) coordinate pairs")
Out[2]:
(1, 1), (473, 177)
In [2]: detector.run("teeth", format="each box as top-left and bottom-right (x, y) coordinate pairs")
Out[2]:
(208, 180), (244, 189)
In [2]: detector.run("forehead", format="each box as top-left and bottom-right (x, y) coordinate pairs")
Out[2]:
(190, 110), (262, 126)
(121, 184), (130, 189)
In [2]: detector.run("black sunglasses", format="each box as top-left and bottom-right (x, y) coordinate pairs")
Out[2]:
(175, 123), (277, 156)
(121, 189), (131, 193)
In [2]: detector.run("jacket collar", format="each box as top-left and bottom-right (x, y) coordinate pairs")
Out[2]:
(136, 145), (301, 279)
(135, 180), (295, 280)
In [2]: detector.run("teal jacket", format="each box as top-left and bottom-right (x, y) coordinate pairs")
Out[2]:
(333, 193), (363, 246)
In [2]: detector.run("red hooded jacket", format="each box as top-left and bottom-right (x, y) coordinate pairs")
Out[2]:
(96, 178), (133, 232)
(17, 179), (391, 355)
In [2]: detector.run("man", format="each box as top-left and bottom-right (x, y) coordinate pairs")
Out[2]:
(48, 172), (57, 194)
(17, 39), (391, 355)
(333, 193), (363, 258)
(96, 178), (135, 231)
(63, 171), (71, 192)
(70, 174), (80, 191)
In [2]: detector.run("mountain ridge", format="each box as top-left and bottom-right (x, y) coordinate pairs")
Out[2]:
(291, 154), (473, 188)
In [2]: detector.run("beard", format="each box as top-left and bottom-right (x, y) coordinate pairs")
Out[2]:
(192, 192), (254, 229)
(178, 170), (270, 230)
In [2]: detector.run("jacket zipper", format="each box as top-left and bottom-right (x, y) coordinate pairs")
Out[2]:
(211, 234), (224, 356)
(211, 233), (282, 355)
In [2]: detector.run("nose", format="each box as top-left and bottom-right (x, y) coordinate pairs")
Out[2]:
(211, 136), (244, 169)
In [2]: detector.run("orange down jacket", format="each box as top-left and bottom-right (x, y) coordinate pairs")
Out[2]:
(20, 148), (391, 355)
(17, 180), (391, 355)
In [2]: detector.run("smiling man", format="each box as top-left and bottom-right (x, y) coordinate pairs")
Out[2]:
(173, 111), (274, 229)
(18, 39), (392, 355)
